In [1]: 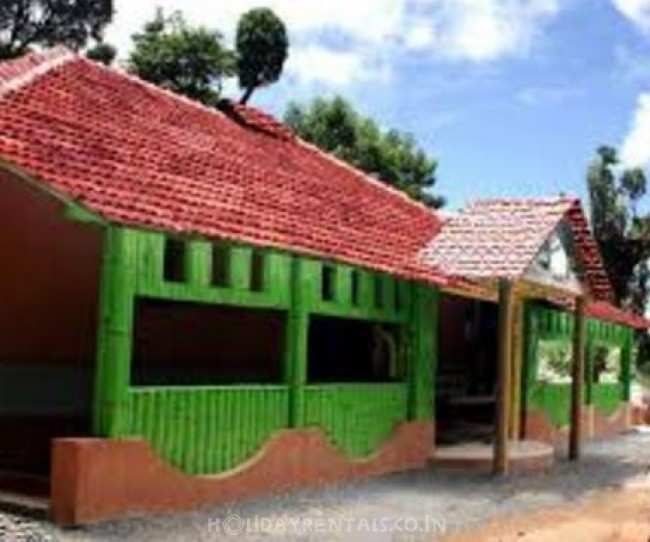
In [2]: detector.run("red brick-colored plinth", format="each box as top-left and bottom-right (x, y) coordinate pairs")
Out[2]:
(592, 403), (631, 438)
(524, 403), (631, 447)
(630, 404), (649, 426)
(523, 407), (593, 448)
(51, 422), (433, 526)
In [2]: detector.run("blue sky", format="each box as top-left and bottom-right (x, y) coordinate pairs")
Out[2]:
(107, 0), (650, 209)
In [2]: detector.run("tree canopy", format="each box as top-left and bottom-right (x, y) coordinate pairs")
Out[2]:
(0, 0), (113, 60)
(128, 8), (288, 107)
(285, 96), (445, 208)
(128, 10), (235, 106)
(236, 8), (288, 105)
(587, 145), (649, 313)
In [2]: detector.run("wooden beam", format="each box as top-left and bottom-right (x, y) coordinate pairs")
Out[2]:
(494, 279), (514, 475)
(517, 279), (575, 305)
(569, 295), (587, 460)
(439, 281), (498, 303)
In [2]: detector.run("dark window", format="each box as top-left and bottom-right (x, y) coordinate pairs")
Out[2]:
(307, 316), (403, 383)
(211, 243), (230, 287)
(164, 238), (186, 283)
(132, 298), (286, 385)
(321, 265), (337, 301)
(351, 270), (361, 306)
(374, 275), (384, 309)
(589, 343), (621, 384)
(394, 283), (402, 311)
(250, 250), (265, 292)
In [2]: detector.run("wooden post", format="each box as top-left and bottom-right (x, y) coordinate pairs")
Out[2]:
(569, 295), (586, 460)
(510, 297), (523, 440)
(494, 279), (514, 475)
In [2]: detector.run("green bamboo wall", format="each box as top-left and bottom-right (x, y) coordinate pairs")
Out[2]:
(303, 384), (409, 457)
(128, 386), (289, 474)
(591, 384), (623, 417)
(94, 226), (436, 474)
(528, 384), (572, 427)
(524, 304), (633, 428)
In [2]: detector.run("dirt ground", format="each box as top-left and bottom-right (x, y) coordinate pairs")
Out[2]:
(446, 476), (650, 542)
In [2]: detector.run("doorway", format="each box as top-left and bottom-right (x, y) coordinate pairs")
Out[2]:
(435, 293), (499, 445)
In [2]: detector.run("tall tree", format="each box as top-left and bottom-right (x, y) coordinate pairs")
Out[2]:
(587, 145), (649, 313)
(128, 9), (235, 106)
(0, 0), (113, 60)
(236, 7), (288, 105)
(285, 96), (445, 208)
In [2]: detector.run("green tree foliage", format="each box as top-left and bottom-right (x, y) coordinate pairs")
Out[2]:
(128, 10), (235, 106)
(284, 96), (445, 208)
(86, 41), (116, 65)
(236, 7), (288, 105)
(587, 146), (649, 312)
(537, 339), (572, 382)
(128, 8), (288, 107)
(0, 0), (113, 60)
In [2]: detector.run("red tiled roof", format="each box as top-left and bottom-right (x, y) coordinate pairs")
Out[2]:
(0, 49), (645, 328)
(0, 48), (448, 285)
(421, 197), (614, 301)
(585, 301), (649, 330)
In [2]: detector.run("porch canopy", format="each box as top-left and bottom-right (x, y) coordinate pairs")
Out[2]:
(420, 198), (648, 473)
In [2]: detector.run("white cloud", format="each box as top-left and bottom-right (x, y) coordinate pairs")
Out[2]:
(613, 2), (650, 169)
(611, 0), (650, 32)
(105, 0), (562, 88)
(620, 92), (650, 168)
(287, 46), (390, 87)
(404, 23), (437, 51)
(431, 0), (560, 62)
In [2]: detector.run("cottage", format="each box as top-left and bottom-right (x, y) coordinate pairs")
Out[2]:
(0, 48), (646, 525)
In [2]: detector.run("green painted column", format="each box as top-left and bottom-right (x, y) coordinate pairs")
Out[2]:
(522, 303), (538, 404)
(622, 328), (634, 402)
(93, 226), (137, 437)
(408, 282), (437, 421)
(584, 337), (594, 406)
(284, 256), (309, 427)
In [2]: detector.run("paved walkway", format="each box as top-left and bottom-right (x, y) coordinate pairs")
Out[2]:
(6, 432), (650, 541)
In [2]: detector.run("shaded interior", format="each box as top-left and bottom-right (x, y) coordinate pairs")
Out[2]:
(436, 294), (499, 445)
(0, 171), (101, 478)
(132, 299), (287, 385)
(307, 315), (403, 383)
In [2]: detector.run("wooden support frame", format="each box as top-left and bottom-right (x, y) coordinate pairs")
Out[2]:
(569, 295), (586, 460)
(494, 279), (514, 475)
(509, 297), (524, 440)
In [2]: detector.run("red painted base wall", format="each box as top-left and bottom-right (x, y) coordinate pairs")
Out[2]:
(524, 403), (631, 447)
(51, 422), (434, 526)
